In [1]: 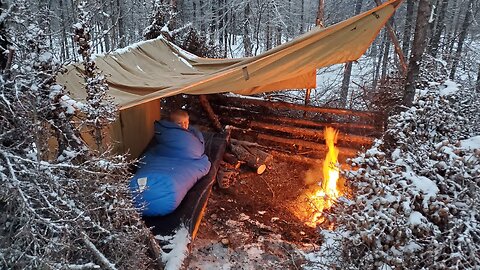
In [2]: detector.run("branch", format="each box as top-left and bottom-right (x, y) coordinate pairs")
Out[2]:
(82, 233), (118, 270)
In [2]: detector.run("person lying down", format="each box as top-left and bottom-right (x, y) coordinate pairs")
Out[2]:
(129, 110), (211, 216)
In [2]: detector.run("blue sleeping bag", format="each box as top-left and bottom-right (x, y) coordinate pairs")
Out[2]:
(130, 120), (211, 216)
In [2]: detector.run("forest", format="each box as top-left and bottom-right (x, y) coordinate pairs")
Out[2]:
(1, 0), (479, 269)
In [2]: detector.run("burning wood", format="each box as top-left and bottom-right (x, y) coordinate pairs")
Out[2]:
(305, 127), (342, 227)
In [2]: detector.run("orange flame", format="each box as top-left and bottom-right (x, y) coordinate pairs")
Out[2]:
(306, 127), (341, 227)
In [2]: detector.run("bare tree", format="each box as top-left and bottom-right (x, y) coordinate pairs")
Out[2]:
(339, 0), (363, 108)
(401, 0), (415, 57)
(428, 0), (448, 57)
(449, 0), (475, 80)
(403, 0), (431, 106)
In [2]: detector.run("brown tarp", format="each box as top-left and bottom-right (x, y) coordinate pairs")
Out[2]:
(59, 0), (402, 110)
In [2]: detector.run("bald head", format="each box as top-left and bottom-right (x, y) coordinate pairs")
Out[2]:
(170, 110), (189, 129)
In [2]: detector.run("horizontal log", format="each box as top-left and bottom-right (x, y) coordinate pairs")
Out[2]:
(229, 132), (359, 162)
(212, 104), (383, 133)
(213, 95), (383, 119)
(256, 133), (359, 157)
(223, 118), (374, 146)
(269, 150), (323, 165)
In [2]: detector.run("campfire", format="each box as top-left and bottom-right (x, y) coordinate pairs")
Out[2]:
(292, 127), (343, 228)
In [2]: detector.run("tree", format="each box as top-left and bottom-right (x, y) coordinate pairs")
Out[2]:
(338, 0), (363, 108)
(428, 0), (449, 57)
(449, 0), (475, 80)
(403, 0), (431, 106)
(401, 0), (415, 57)
(0, 1), (154, 268)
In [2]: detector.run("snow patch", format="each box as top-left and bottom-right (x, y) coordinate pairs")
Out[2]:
(439, 80), (459, 96)
(460, 136), (480, 151)
(408, 211), (427, 226)
(158, 226), (191, 270)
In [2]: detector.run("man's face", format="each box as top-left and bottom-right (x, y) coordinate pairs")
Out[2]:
(172, 115), (189, 129)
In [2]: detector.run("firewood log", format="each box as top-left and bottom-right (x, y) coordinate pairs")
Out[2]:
(230, 142), (272, 174)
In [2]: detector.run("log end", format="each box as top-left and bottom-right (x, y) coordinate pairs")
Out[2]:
(257, 164), (267, 175)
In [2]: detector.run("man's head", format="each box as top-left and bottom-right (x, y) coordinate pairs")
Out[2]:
(170, 110), (189, 129)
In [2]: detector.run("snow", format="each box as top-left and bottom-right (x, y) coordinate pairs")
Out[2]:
(158, 226), (191, 270)
(39, 52), (53, 62)
(303, 230), (345, 269)
(403, 170), (439, 205)
(408, 211), (427, 226)
(460, 136), (480, 150)
(72, 22), (83, 30)
(136, 65), (144, 72)
(91, 36), (163, 60)
(439, 80), (459, 96)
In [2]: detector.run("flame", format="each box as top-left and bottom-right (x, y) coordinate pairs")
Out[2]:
(306, 127), (341, 227)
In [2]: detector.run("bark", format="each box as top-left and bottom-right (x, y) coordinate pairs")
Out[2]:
(475, 63), (480, 94)
(59, 0), (69, 60)
(403, 0), (432, 106)
(275, 26), (282, 46)
(243, 2), (252, 56)
(117, 0), (125, 47)
(300, 0), (304, 34)
(199, 0), (205, 32)
(230, 142), (271, 174)
(381, 34), (391, 80)
(477, 64), (480, 94)
(428, 0), (448, 57)
(339, 0), (363, 108)
(401, 0), (415, 57)
(339, 62), (353, 108)
(101, 0), (111, 52)
(315, 0), (325, 27)
(449, 0), (474, 80)
(373, 30), (386, 89)
(198, 95), (222, 131)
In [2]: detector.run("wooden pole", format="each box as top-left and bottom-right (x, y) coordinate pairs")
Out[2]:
(198, 94), (223, 131)
(374, 0), (407, 76)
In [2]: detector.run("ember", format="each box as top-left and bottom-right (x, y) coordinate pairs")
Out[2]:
(306, 127), (341, 227)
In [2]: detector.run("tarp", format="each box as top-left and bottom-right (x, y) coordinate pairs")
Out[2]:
(58, 0), (403, 111)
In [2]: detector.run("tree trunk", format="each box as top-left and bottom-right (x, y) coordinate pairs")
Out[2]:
(243, 2), (252, 57)
(101, 0), (111, 52)
(373, 31), (386, 89)
(339, 0), (363, 108)
(58, 0), (69, 61)
(299, 0), (304, 34)
(401, 0), (415, 57)
(315, 0), (325, 27)
(117, 0), (125, 47)
(381, 31), (391, 80)
(403, 0), (431, 106)
(449, 0), (474, 80)
(428, 0), (448, 57)
(476, 64), (480, 94)
(199, 0), (205, 32)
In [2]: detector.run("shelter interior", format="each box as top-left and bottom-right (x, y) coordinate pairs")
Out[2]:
(154, 93), (385, 246)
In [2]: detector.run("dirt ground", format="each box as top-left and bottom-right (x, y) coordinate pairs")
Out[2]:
(186, 159), (328, 269)
(200, 160), (321, 243)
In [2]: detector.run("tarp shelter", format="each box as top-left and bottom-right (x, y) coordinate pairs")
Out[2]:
(58, 0), (403, 158)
